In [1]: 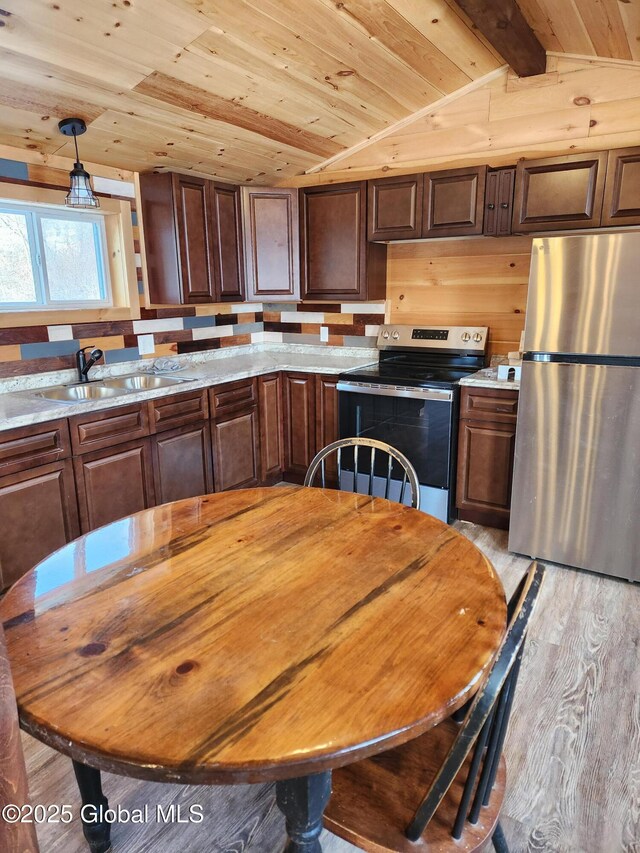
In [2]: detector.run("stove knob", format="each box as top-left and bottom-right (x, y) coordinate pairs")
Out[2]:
(461, 332), (471, 342)
(473, 332), (483, 342)
(382, 330), (390, 339)
(391, 330), (400, 340)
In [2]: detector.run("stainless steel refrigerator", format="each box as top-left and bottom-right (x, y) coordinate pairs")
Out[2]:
(509, 233), (640, 581)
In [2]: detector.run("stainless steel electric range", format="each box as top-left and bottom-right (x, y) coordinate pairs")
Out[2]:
(337, 324), (488, 522)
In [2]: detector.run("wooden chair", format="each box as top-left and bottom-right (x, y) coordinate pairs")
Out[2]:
(0, 624), (39, 852)
(304, 437), (421, 509)
(324, 561), (545, 853)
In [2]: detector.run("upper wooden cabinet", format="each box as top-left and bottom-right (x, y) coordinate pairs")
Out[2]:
(367, 174), (423, 240)
(139, 172), (244, 304)
(422, 166), (487, 238)
(483, 168), (515, 237)
(300, 182), (386, 301)
(242, 187), (300, 302)
(512, 152), (607, 233)
(602, 146), (640, 227)
(210, 183), (245, 302)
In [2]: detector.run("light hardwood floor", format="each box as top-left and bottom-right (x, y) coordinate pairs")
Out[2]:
(23, 522), (640, 852)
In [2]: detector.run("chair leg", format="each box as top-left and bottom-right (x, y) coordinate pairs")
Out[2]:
(491, 821), (509, 853)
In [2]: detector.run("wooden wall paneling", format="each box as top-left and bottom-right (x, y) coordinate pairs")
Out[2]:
(297, 59), (640, 187)
(387, 236), (531, 355)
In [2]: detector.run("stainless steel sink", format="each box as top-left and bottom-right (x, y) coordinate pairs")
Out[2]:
(37, 384), (128, 403)
(100, 374), (191, 391)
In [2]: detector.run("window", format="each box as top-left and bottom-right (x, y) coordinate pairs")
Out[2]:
(0, 202), (111, 310)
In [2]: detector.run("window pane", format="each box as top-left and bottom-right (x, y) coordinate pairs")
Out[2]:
(0, 212), (38, 304)
(41, 217), (104, 302)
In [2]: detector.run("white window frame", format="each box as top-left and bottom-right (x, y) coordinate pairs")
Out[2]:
(0, 200), (112, 311)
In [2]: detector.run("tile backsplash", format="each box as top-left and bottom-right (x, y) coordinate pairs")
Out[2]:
(0, 302), (386, 378)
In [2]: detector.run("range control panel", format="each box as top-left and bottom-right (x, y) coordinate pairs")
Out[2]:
(377, 325), (489, 353)
(412, 329), (449, 341)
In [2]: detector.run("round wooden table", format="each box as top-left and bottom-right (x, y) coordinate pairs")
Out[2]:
(0, 486), (506, 853)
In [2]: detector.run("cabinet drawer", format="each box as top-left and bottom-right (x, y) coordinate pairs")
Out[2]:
(149, 389), (208, 433)
(70, 403), (150, 454)
(460, 387), (519, 423)
(209, 378), (257, 417)
(0, 419), (71, 476)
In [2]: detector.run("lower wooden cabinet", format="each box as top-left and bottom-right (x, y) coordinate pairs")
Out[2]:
(211, 407), (260, 491)
(282, 372), (317, 482)
(152, 423), (213, 503)
(456, 387), (518, 530)
(258, 373), (284, 485)
(0, 460), (79, 589)
(74, 438), (156, 533)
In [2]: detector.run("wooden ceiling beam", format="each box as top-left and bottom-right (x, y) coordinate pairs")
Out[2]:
(451, 0), (546, 77)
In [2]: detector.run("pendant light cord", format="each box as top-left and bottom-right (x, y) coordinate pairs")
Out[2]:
(73, 129), (80, 164)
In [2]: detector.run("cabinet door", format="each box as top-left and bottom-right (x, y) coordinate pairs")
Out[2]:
(423, 166), (486, 237)
(242, 188), (300, 301)
(211, 183), (245, 302)
(0, 460), (79, 589)
(314, 374), (340, 486)
(602, 146), (640, 227)
(75, 438), (156, 532)
(211, 407), (260, 491)
(367, 174), (423, 240)
(153, 423), (213, 504)
(282, 372), (317, 481)
(300, 182), (386, 301)
(483, 168), (515, 237)
(258, 373), (284, 485)
(512, 152), (606, 232)
(456, 419), (516, 530)
(172, 174), (215, 303)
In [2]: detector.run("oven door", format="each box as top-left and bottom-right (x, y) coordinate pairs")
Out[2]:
(337, 381), (454, 518)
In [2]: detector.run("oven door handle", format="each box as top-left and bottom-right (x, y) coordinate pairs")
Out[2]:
(336, 381), (453, 402)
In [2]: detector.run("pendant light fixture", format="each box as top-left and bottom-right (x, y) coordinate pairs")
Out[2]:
(58, 117), (100, 209)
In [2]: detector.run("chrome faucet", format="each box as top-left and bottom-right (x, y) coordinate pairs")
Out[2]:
(76, 346), (104, 383)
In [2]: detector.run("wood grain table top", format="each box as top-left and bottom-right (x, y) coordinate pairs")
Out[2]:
(0, 487), (506, 785)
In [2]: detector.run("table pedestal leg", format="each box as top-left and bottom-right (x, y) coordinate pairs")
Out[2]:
(72, 760), (112, 853)
(276, 771), (332, 853)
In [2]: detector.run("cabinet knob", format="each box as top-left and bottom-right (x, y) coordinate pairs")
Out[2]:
(487, 203), (495, 210)
(500, 202), (509, 209)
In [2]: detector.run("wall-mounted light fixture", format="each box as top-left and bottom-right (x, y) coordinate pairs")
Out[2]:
(58, 117), (100, 209)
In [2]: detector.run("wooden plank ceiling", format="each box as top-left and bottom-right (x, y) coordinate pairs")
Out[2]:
(0, 0), (638, 184)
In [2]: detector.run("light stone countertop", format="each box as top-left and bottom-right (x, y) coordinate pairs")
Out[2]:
(0, 344), (378, 432)
(459, 366), (520, 391)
